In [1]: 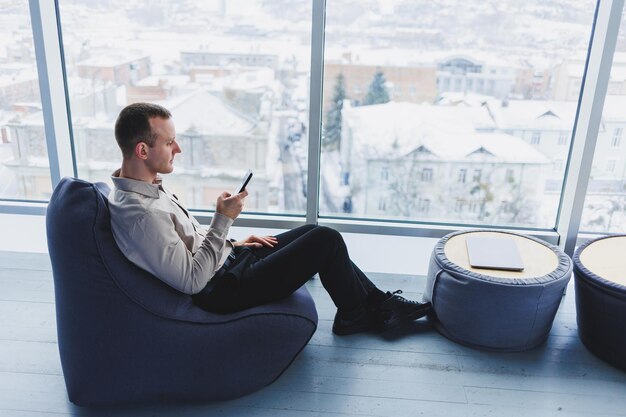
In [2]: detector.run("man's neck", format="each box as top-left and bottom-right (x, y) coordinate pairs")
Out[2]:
(119, 162), (157, 184)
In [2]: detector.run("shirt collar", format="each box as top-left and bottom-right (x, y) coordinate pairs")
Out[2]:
(111, 168), (163, 198)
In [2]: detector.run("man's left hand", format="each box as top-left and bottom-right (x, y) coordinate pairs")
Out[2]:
(233, 235), (278, 248)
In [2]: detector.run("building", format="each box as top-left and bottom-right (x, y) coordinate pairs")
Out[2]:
(3, 111), (50, 200)
(126, 75), (193, 104)
(76, 53), (151, 86)
(484, 99), (577, 183)
(580, 95), (626, 231)
(0, 64), (40, 110)
(70, 88), (272, 211)
(338, 101), (548, 226)
(181, 50), (279, 72)
(435, 52), (517, 100)
(552, 53), (626, 101)
(155, 89), (270, 210)
(437, 95), (626, 230)
(513, 63), (553, 100)
(323, 50), (437, 117)
(2, 86), (273, 210)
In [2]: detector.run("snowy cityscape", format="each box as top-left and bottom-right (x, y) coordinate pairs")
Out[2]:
(2, 0), (626, 232)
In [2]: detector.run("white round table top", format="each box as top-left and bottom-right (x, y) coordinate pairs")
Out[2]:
(579, 236), (626, 287)
(444, 231), (559, 279)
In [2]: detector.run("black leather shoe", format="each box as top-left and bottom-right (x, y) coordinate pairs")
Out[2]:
(332, 305), (375, 336)
(378, 290), (432, 330)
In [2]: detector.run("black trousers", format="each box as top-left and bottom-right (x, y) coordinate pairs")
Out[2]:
(192, 224), (381, 314)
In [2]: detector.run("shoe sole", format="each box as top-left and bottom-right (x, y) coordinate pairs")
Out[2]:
(381, 304), (431, 331)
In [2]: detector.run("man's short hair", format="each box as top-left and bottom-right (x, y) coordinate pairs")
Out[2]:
(114, 102), (172, 158)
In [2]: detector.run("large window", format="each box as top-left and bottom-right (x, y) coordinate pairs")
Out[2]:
(580, 7), (626, 234)
(0, 1), (52, 201)
(2, 0), (625, 248)
(320, 0), (596, 228)
(58, 0), (311, 215)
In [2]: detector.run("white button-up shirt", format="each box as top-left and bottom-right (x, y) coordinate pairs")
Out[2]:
(108, 170), (234, 295)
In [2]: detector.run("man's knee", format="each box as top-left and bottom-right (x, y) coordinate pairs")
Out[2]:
(315, 225), (343, 243)
(297, 224), (317, 234)
(293, 224), (344, 245)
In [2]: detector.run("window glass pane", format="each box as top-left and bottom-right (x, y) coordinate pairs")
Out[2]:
(0, 2), (52, 201)
(59, 0), (311, 214)
(580, 6), (626, 234)
(320, 0), (596, 228)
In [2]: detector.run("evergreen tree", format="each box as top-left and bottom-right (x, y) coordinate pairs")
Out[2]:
(363, 70), (390, 106)
(323, 73), (346, 150)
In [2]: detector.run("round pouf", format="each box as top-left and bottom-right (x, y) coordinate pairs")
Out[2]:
(573, 235), (626, 371)
(423, 230), (572, 351)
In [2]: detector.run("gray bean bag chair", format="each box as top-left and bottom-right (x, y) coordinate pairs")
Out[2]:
(573, 235), (626, 372)
(46, 177), (317, 406)
(424, 230), (572, 351)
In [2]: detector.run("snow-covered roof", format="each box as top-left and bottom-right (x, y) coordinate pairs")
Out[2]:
(436, 92), (501, 108)
(343, 101), (548, 164)
(224, 67), (276, 91)
(343, 101), (488, 155)
(407, 132), (548, 164)
(613, 52), (626, 64)
(325, 48), (517, 69)
(609, 65), (626, 82)
(0, 62), (33, 73)
(65, 76), (116, 97)
(432, 50), (515, 68)
(488, 100), (578, 131)
(563, 62), (626, 82)
(601, 95), (626, 121)
(324, 47), (434, 67)
(180, 37), (308, 66)
(464, 133), (549, 164)
(0, 67), (37, 87)
(76, 52), (149, 68)
(135, 75), (190, 87)
(5, 110), (44, 127)
(157, 90), (255, 136)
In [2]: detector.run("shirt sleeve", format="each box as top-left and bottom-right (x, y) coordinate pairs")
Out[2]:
(123, 210), (234, 295)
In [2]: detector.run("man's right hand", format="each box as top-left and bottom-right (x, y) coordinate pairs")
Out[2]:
(216, 190), (248, 220)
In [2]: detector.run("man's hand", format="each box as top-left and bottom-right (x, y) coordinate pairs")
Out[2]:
(233, 235), (278, 248)
(216, 190), (248, 220)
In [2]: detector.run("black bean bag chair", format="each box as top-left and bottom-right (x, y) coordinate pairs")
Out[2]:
(46, 177), (317, 405)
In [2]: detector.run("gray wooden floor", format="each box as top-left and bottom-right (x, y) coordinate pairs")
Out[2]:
(1, 251), (625, 417)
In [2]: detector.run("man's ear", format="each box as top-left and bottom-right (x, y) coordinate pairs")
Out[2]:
(134, 142), (149, 160)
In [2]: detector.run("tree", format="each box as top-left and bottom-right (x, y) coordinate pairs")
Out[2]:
(584, 195), (626, 232)
(470, 181), (494, 221)
(323, 74), (346, 150)
(363, 70), (390, 106)
(386, 158), (426, 217)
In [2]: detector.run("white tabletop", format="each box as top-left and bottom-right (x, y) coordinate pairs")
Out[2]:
(579, 235), (626, 287)
(444, 231), (559, 279)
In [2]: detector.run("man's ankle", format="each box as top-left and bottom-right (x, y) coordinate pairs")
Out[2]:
(336, 304), (367, 321)
(365, 288), (387, 310)
(332, 304), (373, 336)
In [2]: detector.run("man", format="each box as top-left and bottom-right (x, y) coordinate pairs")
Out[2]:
(108, 102), (432, 335)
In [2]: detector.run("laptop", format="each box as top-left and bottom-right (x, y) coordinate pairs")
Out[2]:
(465, 236), (524, 271)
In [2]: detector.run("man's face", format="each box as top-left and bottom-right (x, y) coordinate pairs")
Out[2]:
(144, 117), (181, 175)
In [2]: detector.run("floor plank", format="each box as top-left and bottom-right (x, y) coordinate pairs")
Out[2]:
(0, 252), (51, 271)
(0, 251), (624, 417)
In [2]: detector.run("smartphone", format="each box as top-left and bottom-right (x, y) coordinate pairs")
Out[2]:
(235, 170), (253, 194)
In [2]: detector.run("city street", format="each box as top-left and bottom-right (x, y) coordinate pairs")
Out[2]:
(278, 132), (307, 212)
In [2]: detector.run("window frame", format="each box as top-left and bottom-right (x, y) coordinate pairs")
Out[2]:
(1, 0), (624, 256)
